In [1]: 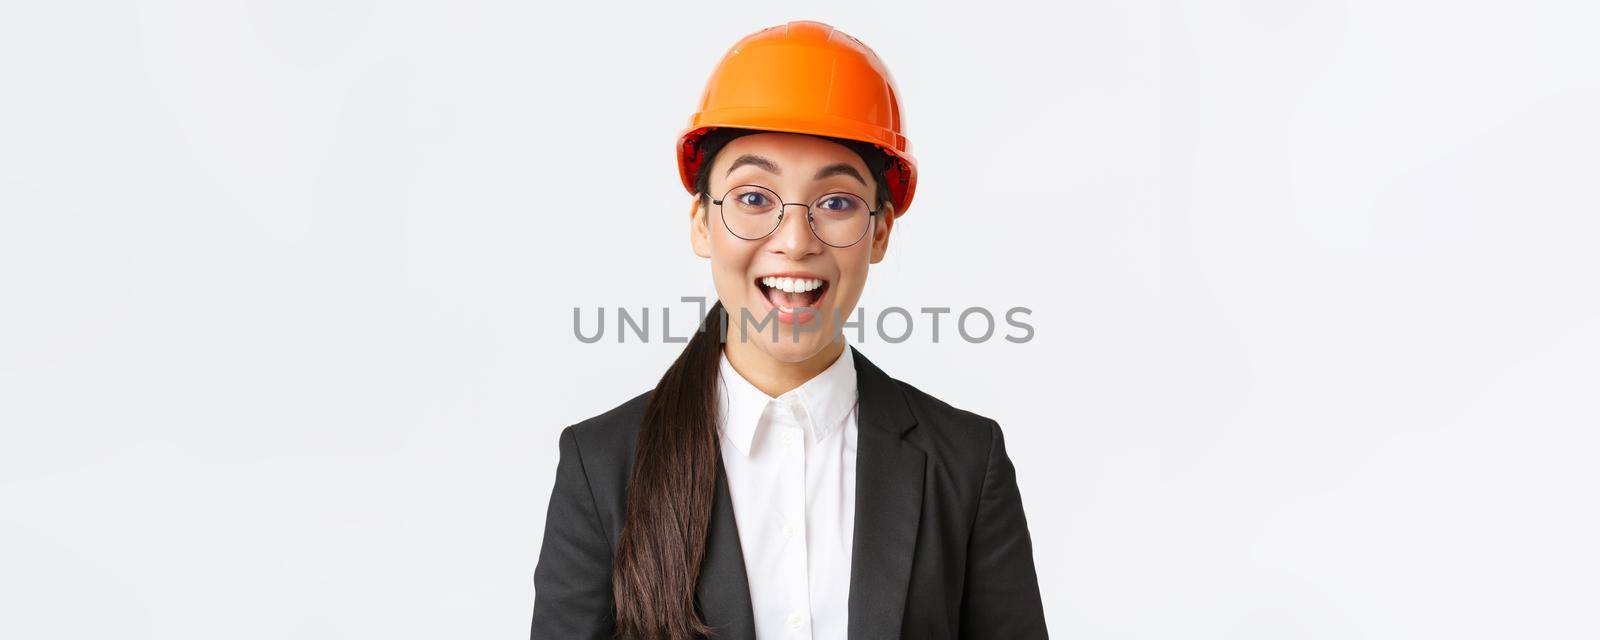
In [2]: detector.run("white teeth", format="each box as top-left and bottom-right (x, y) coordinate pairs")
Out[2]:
(760, 276), (824, 293)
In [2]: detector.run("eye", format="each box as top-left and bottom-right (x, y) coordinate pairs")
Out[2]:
(817, 194), (863, 215)
(724, 186), (781, 215)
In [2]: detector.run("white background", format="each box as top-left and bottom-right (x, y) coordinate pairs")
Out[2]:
(3, 1), (1597, 638)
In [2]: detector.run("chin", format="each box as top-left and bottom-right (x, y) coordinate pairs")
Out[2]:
(749, 330), (834, 363)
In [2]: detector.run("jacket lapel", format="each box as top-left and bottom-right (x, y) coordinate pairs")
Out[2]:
(847, 347), (925, 640)
(694, 347), (924, 640)
(695, 451), (757, 639)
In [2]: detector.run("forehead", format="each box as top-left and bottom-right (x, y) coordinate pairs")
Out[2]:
(711, 132), (868, 173)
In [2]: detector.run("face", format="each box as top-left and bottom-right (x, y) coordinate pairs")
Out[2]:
(690, 132), (894, 365)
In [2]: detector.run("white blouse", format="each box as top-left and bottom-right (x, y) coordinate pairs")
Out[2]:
(715, 344), (860, 639)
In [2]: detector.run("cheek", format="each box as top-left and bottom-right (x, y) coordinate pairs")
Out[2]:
(844, 241), (875, 266)
(707, 219), (756, 254)
(829, 248), (873, 298)
(707, 236), (757, 283)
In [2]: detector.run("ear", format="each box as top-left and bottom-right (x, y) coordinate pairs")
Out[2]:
(690, 197), (713, 259)
(868, 204), (895, 263)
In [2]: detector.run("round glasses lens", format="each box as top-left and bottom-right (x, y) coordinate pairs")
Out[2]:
(721, 185), (782, 239)
(810, 192), (871, 247)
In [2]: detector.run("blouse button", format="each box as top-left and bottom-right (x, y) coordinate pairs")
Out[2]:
(786, 612), (803, 629)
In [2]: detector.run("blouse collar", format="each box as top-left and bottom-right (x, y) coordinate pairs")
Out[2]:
(716, 344), (859, 456)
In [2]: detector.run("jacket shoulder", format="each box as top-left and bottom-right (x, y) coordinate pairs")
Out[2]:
(888, 377), (1001, 466)
(567, 389), (651, 462)
(558, 390), (651, 539)
(892, 378), (996, 425)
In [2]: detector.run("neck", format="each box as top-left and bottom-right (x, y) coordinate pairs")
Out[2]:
(722, 337), (847, 398)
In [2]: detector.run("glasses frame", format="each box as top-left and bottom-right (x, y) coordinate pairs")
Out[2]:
(712, 184), (882, 248)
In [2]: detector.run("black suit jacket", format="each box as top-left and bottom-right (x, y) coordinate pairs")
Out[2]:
(530, 348), (1048, 639)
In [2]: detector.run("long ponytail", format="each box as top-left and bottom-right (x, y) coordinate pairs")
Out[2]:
(612, 300), (726, 639)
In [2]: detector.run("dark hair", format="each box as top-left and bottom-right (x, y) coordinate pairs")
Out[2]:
(610, 128), (893, 640)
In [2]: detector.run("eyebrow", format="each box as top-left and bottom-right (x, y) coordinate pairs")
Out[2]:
(813, 163), (867, 186)
(724, 155), (869, 188)
(726, 154), (780, 176)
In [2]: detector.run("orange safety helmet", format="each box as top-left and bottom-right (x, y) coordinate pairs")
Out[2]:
(677, 20), (918, 218)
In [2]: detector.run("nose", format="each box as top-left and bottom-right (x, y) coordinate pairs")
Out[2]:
(765, 203), (823, 259)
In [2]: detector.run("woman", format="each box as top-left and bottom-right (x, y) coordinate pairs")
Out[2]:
(532, 21), (1047, 640)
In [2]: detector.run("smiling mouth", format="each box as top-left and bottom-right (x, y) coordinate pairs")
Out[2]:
(756, 275), (829, 312)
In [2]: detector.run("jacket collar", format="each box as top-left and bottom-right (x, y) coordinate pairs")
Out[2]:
(695, 346), (924, 640)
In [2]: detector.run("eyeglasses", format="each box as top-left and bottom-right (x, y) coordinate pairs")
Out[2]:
(712, 184), (880, 248)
